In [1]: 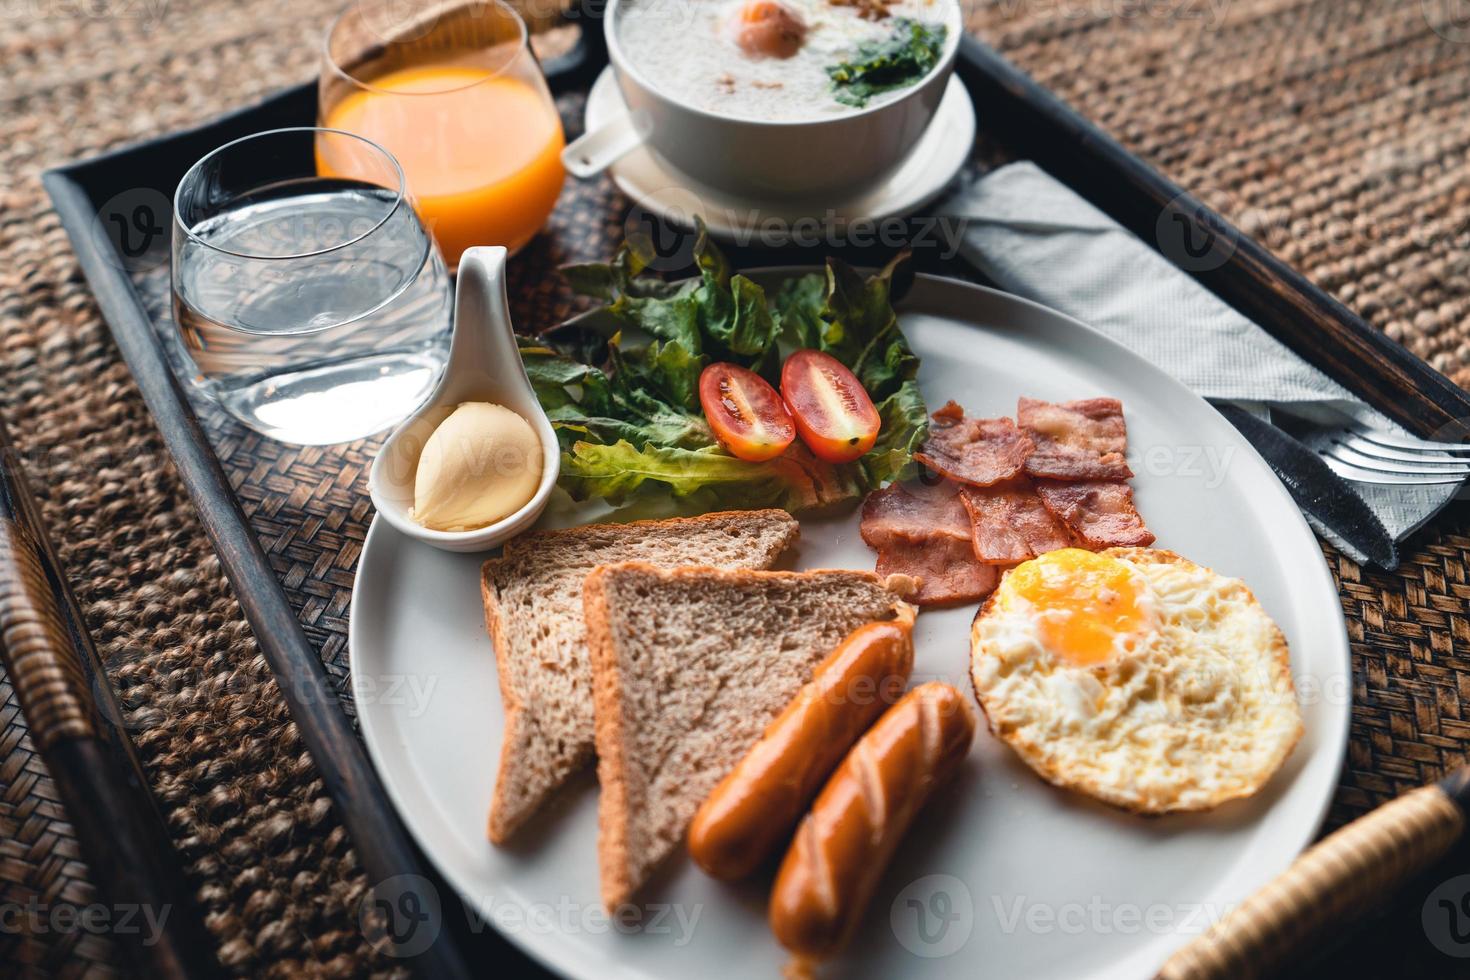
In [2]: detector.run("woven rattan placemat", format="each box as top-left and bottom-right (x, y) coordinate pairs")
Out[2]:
(3, 0), (1470, 975)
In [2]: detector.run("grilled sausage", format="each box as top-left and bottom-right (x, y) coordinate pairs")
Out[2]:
(689, 611), (916, 880)
(768, 682), (976, 959)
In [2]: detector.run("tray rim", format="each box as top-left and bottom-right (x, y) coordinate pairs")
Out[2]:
(36, 22), (1459, 979)
(42, 160), (490, 980)
(39, 19), (608, 979)
(952, 34), (1470, 437)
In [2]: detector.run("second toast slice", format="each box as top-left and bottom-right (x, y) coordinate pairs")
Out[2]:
(482, 510), (799, 844)
(585, 562), (914, 910)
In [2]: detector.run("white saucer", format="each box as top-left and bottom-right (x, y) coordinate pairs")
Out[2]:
(583, 67), (976, 238)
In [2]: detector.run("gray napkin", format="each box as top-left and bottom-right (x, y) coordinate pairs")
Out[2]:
(937, 161), (1462, 564)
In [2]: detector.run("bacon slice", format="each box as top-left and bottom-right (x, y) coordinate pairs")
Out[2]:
(1034, 480), (1155, 549)
(913, 401), (1034, 487)
(861, 479), (999, 605)
(1018, 397), (1133, 480)
(875, 536), (999, 606)
(958, 481), (1074, 564)
(859, 479), (970, 548)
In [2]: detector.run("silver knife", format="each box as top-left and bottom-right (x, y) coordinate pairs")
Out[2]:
(1212, 401), (1398, 569)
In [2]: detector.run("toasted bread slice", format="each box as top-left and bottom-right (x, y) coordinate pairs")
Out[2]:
(482, 510), (799, 844)
(585, 562), (914, 910)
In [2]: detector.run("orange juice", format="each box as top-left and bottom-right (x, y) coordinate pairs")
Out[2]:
(320, 64), (565, 268)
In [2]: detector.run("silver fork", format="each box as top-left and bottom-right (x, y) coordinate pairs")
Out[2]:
(1317, 420), (1470, 486)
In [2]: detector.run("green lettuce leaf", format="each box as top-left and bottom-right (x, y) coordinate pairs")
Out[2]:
(861, 380), (929, 488)
(819, 251), (917, 398)
(519, 337), (709, 450)
(773, 273), (827, 351)
(827, 19), (948, 109)
(678, 225), (776, 357)
(531, 225), (929, 510)
(560, 440), (858, 513)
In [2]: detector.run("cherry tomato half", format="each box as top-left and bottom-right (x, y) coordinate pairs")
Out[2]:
(699, 362), (797, 462)
(780, 349), (881, 463)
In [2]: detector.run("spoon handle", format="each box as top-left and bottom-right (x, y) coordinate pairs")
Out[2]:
(448, 246), (544, 420)
(562, 112), (645, 178)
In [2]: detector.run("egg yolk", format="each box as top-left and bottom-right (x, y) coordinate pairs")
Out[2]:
(1007, 549), (1150, 666)
(730, 0), (808, 59)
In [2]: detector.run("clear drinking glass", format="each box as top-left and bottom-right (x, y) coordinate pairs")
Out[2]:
(318, 0), (567, 270)
(171, 128), (452, 445)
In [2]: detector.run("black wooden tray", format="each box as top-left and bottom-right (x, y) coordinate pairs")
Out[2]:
(40, 11), (1470, 979)
(41, 19), (610, 980)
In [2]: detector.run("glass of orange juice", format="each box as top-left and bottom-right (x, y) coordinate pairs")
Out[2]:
(318, 0), (566, 270)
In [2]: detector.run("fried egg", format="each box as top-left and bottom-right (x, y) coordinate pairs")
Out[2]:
(970, 548), (1303, 813)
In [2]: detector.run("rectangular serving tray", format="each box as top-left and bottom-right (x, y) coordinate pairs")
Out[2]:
(41, 13), (1470, 978)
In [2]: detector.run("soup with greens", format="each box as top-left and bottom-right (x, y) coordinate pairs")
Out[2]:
(617, 0), (954, 121)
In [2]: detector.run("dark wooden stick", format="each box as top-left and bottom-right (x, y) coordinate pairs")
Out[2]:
(955, 35), (1470, 438)
(0, 418), (222, 979)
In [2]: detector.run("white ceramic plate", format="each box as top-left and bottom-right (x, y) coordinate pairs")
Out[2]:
(349, 274), (1350, 979)
(584, 67), (976, 239)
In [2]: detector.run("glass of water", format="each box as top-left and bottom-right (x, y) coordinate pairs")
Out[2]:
(171, 127), (452, 445)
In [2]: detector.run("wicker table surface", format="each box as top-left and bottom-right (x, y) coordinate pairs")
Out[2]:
(3, 0), (1470, 976)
